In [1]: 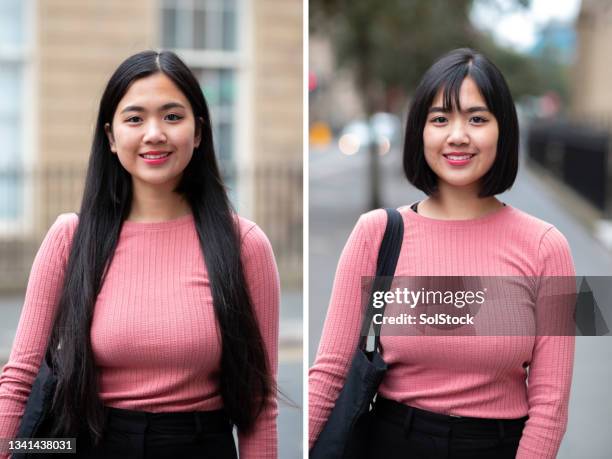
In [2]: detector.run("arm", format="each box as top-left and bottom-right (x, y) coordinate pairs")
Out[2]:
(237, 224), (280, 459)
(308, 210), (385, 448)
(0, 214), (77, 457)
(516, 227), (576, 459)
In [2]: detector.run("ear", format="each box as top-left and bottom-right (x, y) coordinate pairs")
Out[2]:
(104, 122), (117, 153)
(194, 117), (203, 149)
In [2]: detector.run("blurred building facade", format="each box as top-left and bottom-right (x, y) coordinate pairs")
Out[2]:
(571, 0), (612, 125)
(525, 0), (612, 230)
(0, 0), (302, 289)
(309, 35), (362, 132)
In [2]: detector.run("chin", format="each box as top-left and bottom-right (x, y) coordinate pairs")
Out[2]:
(136, 174), (182, 186)
(438, 176), (483, 189)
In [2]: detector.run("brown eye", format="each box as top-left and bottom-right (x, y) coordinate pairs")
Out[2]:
(431, 116), (447, 124)
(470, 116), (487, 124)
(165, 113), (184, 121)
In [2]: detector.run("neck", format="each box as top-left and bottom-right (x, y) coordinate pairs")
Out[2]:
(128, 179), (191, 222)
(419, 181), (503, 220)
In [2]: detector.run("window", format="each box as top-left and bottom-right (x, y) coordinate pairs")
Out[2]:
(161, 0), (237, 51)
(0, 0), (29, 225)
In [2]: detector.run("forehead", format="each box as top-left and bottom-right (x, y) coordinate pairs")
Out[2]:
(430, 76), (487, 109)
(116, 73), (190, 108)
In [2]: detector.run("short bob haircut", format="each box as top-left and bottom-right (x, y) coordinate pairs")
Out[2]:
(403, 48), (519, 197)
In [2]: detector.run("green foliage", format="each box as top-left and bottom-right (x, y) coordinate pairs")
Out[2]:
(478, 34), (570, 102)
(309, 0), (568, 108)
(312, 0), (477, 92)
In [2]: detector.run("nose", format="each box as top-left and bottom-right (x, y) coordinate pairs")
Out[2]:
(447, 120), (469, 146)
(142, 119), (167, 144)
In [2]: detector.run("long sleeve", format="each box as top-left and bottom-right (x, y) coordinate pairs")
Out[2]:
(308, 210), (385, 448)
(0, 213), (77, 456)
(310, 204), (578, 456)
(516, 227), (576, 458)
(237, 224), (280, 459)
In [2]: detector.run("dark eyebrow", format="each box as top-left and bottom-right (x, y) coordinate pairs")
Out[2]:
(120, 102), (187, 114)
(428, 106), (490, 114)
(465, 106), (490, 113)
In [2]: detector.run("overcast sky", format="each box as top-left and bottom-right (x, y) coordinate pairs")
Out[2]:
(471, 0), (582, 51)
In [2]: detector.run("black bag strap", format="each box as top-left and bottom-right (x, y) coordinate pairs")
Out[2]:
(358, 208), (404, 351)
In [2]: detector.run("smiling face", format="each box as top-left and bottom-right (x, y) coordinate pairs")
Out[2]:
(105, 72), (201, 192)
(422, 76), (499, 194)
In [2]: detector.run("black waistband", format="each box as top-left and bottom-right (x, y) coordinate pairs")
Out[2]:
(374, 397), (528, 438)
(104, 407), (233, 435)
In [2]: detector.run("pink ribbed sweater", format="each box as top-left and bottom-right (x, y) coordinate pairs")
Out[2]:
(0, 212), (279, 459)
(309, 205), (576, 458)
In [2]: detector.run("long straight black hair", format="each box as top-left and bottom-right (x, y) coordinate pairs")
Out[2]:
(46, 50), (272, 442)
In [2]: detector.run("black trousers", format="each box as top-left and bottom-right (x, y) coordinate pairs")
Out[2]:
(71, 407), (237, 459)
(366, 397), (527, 459)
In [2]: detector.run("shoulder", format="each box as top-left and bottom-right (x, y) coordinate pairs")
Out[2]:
(34, 213), (79, 268)
(506, 206), (570, 247)
(357, 208), (388, 227)
(353, 208), (389, 240)
(339, 208), (392, 266)
(235, 215), (267, 243)
(505, 206), (554, 232)
(235, 215), (275, 257)
(507, 207), (574, 274)
(46, 212), (79, 245)
(537, 225), (574, 275)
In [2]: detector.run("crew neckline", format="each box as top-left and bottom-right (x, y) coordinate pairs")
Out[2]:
(121, 212), (195, 231)
(401, 201), (512, 225)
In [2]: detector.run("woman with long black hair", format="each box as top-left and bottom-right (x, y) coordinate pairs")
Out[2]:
(0, 50), (279, 458)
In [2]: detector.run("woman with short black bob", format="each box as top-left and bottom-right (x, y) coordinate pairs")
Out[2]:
(309, 48), (575, 458)
(0, 50), (279, 458)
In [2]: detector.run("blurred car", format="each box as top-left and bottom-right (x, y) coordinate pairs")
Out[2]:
(338, 112), (402, 156)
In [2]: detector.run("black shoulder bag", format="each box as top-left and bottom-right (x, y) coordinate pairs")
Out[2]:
(310, 208), (404, 459)
(11, 349), (57, 459)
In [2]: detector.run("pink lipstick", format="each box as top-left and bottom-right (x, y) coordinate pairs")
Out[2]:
(139, 151), (172, 165)
(443, 153), (475, 167)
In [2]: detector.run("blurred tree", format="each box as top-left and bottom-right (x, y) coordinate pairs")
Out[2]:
(310, 0), (533, 209)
